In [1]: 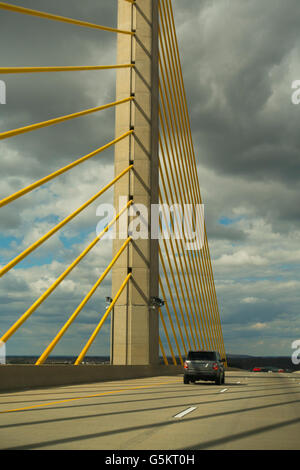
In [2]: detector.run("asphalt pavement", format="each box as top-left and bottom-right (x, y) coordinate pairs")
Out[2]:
(0, 371), (300, 450)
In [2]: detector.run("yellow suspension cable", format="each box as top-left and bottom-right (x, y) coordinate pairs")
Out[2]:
(0, 64), (134, 74)
(166, 0), (226, 359)
(159, 14), (218, 350)
(159, 277), (183, 366)
(162, 0), (203, 211)
(159, 130), (203, 350)
(159, 57), (207, 316)
(159, 96), (209, 350)
(74, 272), (132, 365)
(160, 103), (215, 351)
(203, 238), (226, 355)
(160, 239), (191, 352)
(159, 307), (177, 365)
(161, 0), (220, 351)
(36, 236), (132, 364)
(159, 336), (168, 366)
(159, 209), (193, 351)
(205, 242), (227, 357)
(159, 248), (187, 357)
(164, 0), (225, 356)
(159, 33), (214, 350)
(1, 204), (132, 347)
(159, 147), (202, 350)
(0, 97), (133, 141)
(159, 171), (203, 351)
(159, 9), (217, 350)
(0, 2), (134, 35)
(158, 189), (197, 350)
(0, 165), (133, 278)
(0, 130), (133, 209)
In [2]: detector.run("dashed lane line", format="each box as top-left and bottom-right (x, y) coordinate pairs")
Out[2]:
(174, 407), (197, 419)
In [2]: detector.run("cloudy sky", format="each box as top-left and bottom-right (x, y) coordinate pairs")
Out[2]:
(0, 0), (300, 359)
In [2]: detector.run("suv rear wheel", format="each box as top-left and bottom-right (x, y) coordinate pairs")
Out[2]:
(183, 376), (190, 384)
(215, 374), (222, 385)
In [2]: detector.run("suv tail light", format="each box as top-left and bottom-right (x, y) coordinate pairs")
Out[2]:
(212, 363), (219, 370)
(184, 361), (188, 369)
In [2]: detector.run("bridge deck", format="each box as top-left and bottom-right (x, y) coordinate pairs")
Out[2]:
(1, 371), (300, 450)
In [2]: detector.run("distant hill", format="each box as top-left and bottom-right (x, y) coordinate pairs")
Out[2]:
(4, 356), (111, 365)
(226, 354), (300, 371)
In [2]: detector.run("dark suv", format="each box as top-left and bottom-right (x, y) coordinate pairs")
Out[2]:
(183, 350), (225, 385)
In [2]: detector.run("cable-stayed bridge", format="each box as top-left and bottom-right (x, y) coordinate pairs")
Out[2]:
(1, 1), (300, 453)
(0, 0), (226, 369)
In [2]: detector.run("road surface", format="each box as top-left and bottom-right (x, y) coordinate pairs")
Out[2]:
(0, 371), (300, 450)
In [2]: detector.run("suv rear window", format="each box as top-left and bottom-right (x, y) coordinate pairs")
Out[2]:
(187, 351), (217, 361)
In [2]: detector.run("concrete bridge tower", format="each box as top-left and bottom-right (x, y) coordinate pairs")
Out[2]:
(111, 0), (160, 365)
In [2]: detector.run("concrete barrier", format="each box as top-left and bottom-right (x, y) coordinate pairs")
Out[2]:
(0, 364), (183, 392)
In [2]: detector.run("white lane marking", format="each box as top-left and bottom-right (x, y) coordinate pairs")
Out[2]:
(236, 381), (241, 384)
(220, 388), (228, 393)
(174, 406), (197, 419)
